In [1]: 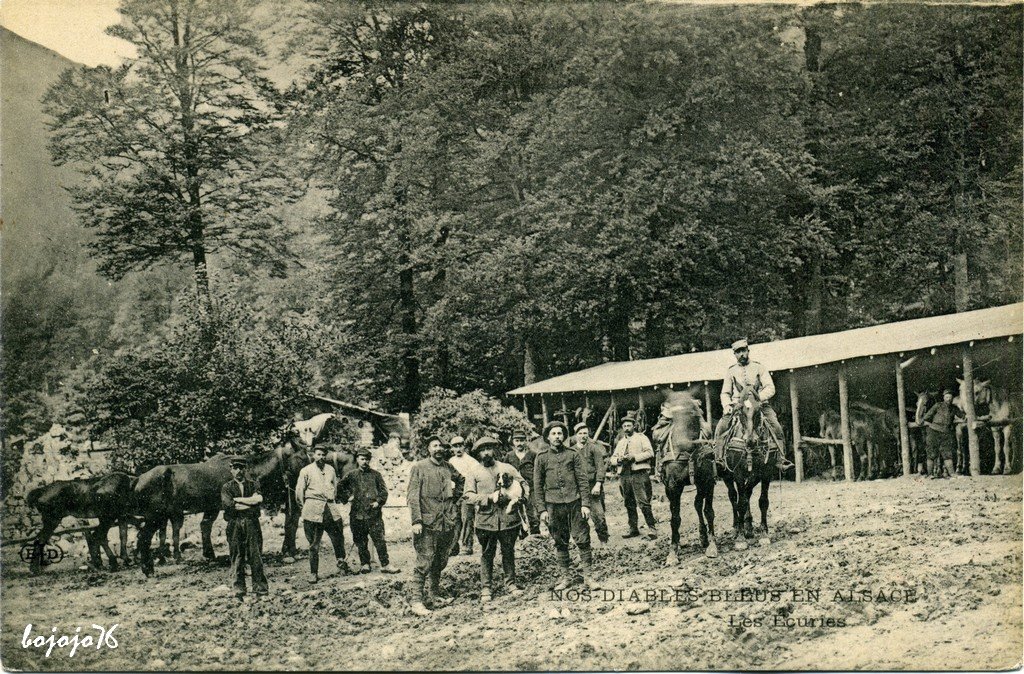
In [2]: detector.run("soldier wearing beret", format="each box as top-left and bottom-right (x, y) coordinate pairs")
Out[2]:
(502, 428), (541, 536)
(220, 456), (269, 599)
(341, 447), (400, 574)
(533, 420), (596, 591)
(407, 434), (465, 616)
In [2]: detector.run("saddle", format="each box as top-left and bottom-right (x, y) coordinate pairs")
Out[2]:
(723, 413), (779, 473)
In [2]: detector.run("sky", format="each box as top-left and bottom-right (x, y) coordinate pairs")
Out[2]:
(0, 0), (133, 66)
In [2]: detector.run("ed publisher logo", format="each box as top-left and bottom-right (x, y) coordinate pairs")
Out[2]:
(19, 541), (65, 566)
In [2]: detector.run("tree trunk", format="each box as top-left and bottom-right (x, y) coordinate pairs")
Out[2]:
(395, 188), (420, 413)
(804, 258), (823, 335)
(523, 340), (536, 385)
(953, 247), (970, 312)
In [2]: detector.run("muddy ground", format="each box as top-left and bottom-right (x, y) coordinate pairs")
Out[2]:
(2, 474), (1021, 671)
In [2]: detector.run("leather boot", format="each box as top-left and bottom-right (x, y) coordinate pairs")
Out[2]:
(552, 552), (572, 591)
(579, 548), (600, 591)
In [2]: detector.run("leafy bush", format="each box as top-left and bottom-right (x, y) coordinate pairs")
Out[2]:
(75, 292), (318, 473)
(411, 387), (532, 457)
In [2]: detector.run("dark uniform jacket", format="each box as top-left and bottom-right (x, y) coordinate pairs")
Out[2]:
(341, 468), (389, 520)
(503, 447), (537, 486)
(533, 445), (591, 512)
(572, 439), (607, 485)
(923, 402), (964, 433)
(407, 458), (464, 530)
(221, 479), (261, 521)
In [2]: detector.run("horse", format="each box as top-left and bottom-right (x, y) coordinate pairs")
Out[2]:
(818, 407), (885, 480)
(651, 390), (719, 565)
(26, 472), (137, 574)
(850, 401), (901, 478)
(133, 437), (308, 577)
(719, 386), (777, 550)
(985, 386), (1018, 475)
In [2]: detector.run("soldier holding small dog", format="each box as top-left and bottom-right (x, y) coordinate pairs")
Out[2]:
(463, 436), (530, 602)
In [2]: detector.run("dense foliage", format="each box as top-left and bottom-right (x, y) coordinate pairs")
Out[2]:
(6, 1), (1020, 454)
(71, 291), (318, 473)
(411, 388), (533, 457)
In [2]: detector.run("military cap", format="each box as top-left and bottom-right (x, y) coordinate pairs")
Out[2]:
(228, 455), (248, 468)
(471, 436), (502, 457)
(573, 422), (589, 434)
(511, 429), (527, 440)
(731, 339), (749, 351)
(354, 447), (372, 458)
(620, 412), (638, 426)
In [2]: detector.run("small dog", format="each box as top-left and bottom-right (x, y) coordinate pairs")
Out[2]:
(495, 472), (530, 538)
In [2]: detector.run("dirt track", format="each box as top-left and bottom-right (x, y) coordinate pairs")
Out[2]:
(2, 474), (1021, 671)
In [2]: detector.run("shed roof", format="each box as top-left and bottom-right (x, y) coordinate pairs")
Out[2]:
(508, 302), (1023, 396)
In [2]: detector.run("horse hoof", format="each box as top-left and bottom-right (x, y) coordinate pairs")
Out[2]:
(734, 540), (748, 551)
(664, 553), (679, 568)
(283, 556), (296, 564)
(759, 536), (771, 548)
(705, 541), (718, 558)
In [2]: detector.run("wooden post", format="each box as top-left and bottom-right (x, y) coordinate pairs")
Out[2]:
(561, 394), (569, 422)
(895, 358), (912, 477)
(838, 364), (854, 481)
(704, 381), (713, 426)
(592, 404), (613, 442)
(962, 347), (981, 476)
(522, 397), (529, 417)
(789, 373), (803, 483)
(541, 396), (549, 427)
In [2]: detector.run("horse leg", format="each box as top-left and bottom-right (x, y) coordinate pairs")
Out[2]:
(991, 428), (1003, 474)
(827, 442), (838, 479)
(173, 513), (187, 562)
(1003, 426), (1014, 474)
(867, 441), (876, 480)
(723, 475), (740, 531)
(282, 495), (299, 558)
(199, 511), (217, 560)
(734, 482), (750, 551)
(118, 521), (130, 567)
(30, 518), (60, 575)
(701, 475), (718, 558)
(757, 479), (771, 547)
(665, 483), (682, 567)
(692, 486), (707, 550)
(96, 520), (119, 570)
(138, 517), (163, 578)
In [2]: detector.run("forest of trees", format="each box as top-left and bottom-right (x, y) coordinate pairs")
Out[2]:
(3, 0), (1021, 470)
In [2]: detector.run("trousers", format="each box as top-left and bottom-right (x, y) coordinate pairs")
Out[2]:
(460, 502), (476, 552)
(227, 518), (268, 595)
(411, 526), (458, 600)
(475, 527), (519, 589)
(714, 406), (786, 461)
(303, 510), (346, 576)
(619, 470), (656, 532)
(589, 484), (609, 542)
(351, 515), (389, 567)
(547, 499), (591, 555)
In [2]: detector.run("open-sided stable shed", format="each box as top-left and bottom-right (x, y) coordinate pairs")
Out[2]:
(509, 303), (1023, 481)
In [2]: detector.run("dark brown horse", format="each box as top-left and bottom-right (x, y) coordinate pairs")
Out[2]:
(133, 438), (309, 576)
(652, 391), (719, 564)
(719, 386), (777, 550)
(26, 472), (137, 574)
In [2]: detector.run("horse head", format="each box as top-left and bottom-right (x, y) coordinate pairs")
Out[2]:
(655, 391), (703, 455)
(737, 385), (762, 444)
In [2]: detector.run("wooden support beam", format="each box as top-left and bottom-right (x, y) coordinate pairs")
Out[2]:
(561, 394), (569, 421)
(838, 364), (854, 481)
(800, 437), (846, 446)
(962, 348), (981, 476)
(704, 382), (713, 426)
(541, 396), (549, 427)
(895, 357), (912, 477)
(592, 404), (613, 443)
(522, 397), (529, 418)
(790, 373), (803, 483)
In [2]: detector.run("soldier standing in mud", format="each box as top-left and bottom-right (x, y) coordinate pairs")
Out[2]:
(220, 456), (269, 600)
(407, 435), (465, 616)
(533, 420), (597, 591)
(340, 447), (401, 575)
(571, 422), (610, 545)
(502, 429), (542, 536)
(296, 447), (355, 583)
(463, 436), (529, 602)
(609, 412), (658, 540)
